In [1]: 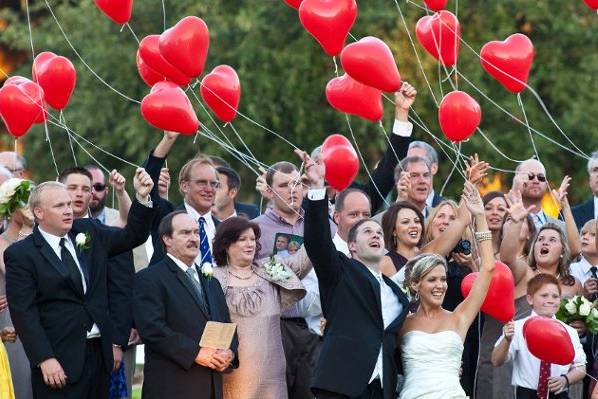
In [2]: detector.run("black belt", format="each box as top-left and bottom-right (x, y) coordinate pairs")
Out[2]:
(281, 317), (308, 327)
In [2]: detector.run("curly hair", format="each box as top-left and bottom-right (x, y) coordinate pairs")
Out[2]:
(212, 217), (262, 267)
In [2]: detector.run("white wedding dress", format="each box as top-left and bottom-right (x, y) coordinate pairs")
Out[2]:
(399, 330), (468, 399)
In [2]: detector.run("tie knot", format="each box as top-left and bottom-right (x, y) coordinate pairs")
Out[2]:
(186, 267), (197, 277)
(60, 238), (67, 248)
(592, 266), (597, 273)
(199, 217), (206, 225)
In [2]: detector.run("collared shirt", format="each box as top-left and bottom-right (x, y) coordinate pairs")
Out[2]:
(332, 233), (350, 256)
(184, 202), (216, 265)
(365, 266), (402, 386)
(425, 190), (436, 209)
(217, 209), (237, 222)
(594, 196), (598, 219)
(166, 253), (199, 283)
(94, 208), (106, 225)
(530, 210), (548, 229)
(38, 227), (101, 338)
(494, 312), (586, 390)
(294, 269), (323, 336)
(391, 119), (414, 137)
(570, 256), (598, 286)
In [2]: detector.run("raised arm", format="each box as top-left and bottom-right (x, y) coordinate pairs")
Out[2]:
(553, 176), (581, 259)
(107, 169), (132, 228)
(422, 200), (470, 257)
(454, 182), (496, 336)
(499, 191), (533, 284)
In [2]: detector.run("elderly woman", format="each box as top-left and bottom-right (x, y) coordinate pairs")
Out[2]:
(0, 178), (33, 399)
(211, 217), (310, 399)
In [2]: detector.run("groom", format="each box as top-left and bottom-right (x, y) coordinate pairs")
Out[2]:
(299, 150), (410, 399)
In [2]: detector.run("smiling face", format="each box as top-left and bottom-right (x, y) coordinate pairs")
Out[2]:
(180, 162), (219, 215)
(430, 204), (457, 240)
(349, 221), (385, 264)
(527, 283), (561, 318)
(412, 264), (447, 306)
(227, 228), (257, 267)
(162, 213), (200, 266)
(394, 208), (422, 249)
(484, 196), (507, 232)
(533, 228), (563, 268)
(514, 160), (547, 203)
(404, 161), (432, 207)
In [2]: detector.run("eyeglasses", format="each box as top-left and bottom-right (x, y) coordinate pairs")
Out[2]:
(527, 172), (546, 182)
(193, 179), (220, 190)
(92, 183), (107, 191)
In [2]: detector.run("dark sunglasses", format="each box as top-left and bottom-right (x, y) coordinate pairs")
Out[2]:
(92, 183), (107, 191)
(527, 172), (546, 182)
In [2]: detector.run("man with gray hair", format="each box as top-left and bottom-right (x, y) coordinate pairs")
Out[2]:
(407, 140), (444, 208)
(572, 151), (598, 229)
(0, 151), (27, 178)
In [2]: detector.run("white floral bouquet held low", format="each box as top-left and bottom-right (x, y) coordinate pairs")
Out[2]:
(263, 257), (292, 282)
(555, 295), (598, 334)
(0, 178), (33, 217)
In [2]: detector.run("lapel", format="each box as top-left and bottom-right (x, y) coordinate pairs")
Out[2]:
(69, 226), (95, 291)
(351, 259), (383, 326)
(198, 270), (213, 317)
(165, 257), (209, 319)
(382, 275), (410, 331)
(32, 226), (84, 297)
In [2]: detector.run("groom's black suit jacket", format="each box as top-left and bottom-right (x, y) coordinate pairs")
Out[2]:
(5, 200), (155, 382)
(304, 195), (410, 398)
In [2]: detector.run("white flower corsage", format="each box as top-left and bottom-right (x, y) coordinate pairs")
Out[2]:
(201, 262), (214, 279)
(263, 257), (292, 282)
(75, 232), (91, 251)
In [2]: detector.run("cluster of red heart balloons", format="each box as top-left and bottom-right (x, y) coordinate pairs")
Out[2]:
(523, 316), (575, 365)
(0, 52), (76, 138)
(321, 134), (359, 191)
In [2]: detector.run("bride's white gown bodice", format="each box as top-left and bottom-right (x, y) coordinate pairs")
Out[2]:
(399, 330), (467, 399)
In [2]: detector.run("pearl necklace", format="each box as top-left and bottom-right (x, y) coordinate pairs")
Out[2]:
(227, 266), (255, 280)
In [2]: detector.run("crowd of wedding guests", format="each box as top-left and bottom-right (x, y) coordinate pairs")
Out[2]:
(0, 83), (598, 399)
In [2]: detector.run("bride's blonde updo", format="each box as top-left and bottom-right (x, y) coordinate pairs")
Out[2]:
(403, 253), (447, 298)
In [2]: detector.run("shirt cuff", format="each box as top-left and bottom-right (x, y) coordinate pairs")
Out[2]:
(392, 119), (413, 137)
(308, 188), (326, 201)
(135, 194), (153, 208)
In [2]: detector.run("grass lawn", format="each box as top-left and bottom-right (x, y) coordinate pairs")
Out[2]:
(132, 388), (141, 399)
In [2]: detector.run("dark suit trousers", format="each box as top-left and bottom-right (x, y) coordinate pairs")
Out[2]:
(32, 339), (109, 399)
(516, 386), (568, 399)
(313, 380), (383, 399)
(281, 318), (321, 399)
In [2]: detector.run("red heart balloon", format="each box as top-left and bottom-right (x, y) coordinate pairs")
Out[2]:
(326, 74), (383, 122)
(140, 81), (199, 135)
(284, 0), (303, 8)
(424, 0), (448, 11)
(480, 34), (534, 94)
(159, 16), (210, 79)
(0, 77), (46, 137)
(139, 35), (191, 87)
(340, 36), (401, 92)
(583, 0), (598, 10)
(32, 52), (77, 110)
(321, 134), (359, 191)
(416, 10), (461, 67)
(438, 90), (481, 142)
(200, 65), (241, 123)
(136, 50), (165, 87)
(523, 316), (575, 365)
(299, 0), (358, 56)
(460, 261), (515, 323)
(94, 0), (133, 24)
(5, 76), (47, 124)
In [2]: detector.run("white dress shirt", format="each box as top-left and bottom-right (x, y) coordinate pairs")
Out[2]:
(38, 227), (101, 338)
(494, 312), (586, 390)
(166, 253), (199, 282)
(570, 256), (598, 286)
(392, 119), (414, 137)
(332, 233), (350, 256)
(184, 202), (216, 265)
(594, 197), (598, 219)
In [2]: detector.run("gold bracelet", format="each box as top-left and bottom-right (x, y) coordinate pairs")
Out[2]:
(475, 231), (492, 242)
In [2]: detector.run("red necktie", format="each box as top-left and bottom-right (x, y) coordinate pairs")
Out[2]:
(537, 359), (550, 398)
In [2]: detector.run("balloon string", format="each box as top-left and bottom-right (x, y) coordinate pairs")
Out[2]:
(198, 125), (262, 175)
(25, 0), (36, 58)
(517, 93), (540, 161)
(333, 56), (339, 76)
(42, 121), (60, 177)
(125, 23), (140, 44)
(229, 123), (259, 166)
(440, 142), (464, 196)
(42, 0), (142, 104)
(161, 0), (167, 32)
(64, 129), (111, 174)
(60, 110), (78, 166)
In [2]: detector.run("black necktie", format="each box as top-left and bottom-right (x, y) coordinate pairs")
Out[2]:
(591, 266), (598, 280)
(60, 238), (85, 294)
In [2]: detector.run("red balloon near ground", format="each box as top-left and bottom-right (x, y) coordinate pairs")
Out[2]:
(0, 77), (46, 137)
(460, 261), (515, 323)
(438, 91), (481, 142)
(32, 51), (77, 110)
(416, 10), (461, 67)
(200, 65), (241, 123)
(480, 33), (534, 94)
(299, 0), (358, 56)
(139, 35), (191, 87)
(321, 134), (359, 191)
(523, 316), (575, 365)
(136, 50), (165, 87)
(583, 0), (598, 10)
(141, 81), (199, 135)
(284, 0), (303, 8)
(159, 16), (210, 79)
(340, 36), (401, 92)
(326, 74), (383, 122)
(94, 0), (133, 24)
(424, 0), (448, 11)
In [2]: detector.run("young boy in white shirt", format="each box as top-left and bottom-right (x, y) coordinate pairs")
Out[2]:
(492, 273), (586, 399)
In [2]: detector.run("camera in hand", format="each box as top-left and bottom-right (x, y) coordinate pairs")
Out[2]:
(452, 239), (471, 256)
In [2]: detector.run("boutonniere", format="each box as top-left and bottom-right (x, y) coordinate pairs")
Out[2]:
(263, 257), (292, 282)
(75, 232), (91, 251)
(201, 262), (214, 279)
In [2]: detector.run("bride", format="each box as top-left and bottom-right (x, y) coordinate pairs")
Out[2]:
(398, 182), (495, 399)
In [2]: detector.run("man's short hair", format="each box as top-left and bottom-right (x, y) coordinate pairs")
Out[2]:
(395, 156), (432, 182)
(217, 166), (241, 191)
(57, 167), (93, 184)
(178, 157), (217, 193)
(209, 156), (231, 168)
(158, 210), (188, 248)
(588, 150), (598, 173)
(28, 181), (66, 211)
(334, 188), (371, 213)
(0, 151), (27, 170)
(347, 218), (381, 244)
(83, 164), (104, 176)
(265, 161), (298, 186)
(409, 141), (438, 164)
(527, 273), (561, 296)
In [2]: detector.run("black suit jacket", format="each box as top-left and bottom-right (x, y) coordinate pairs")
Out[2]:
(304, 196), (410, 398)
(133, 257), (238, 399)
(107, 251), (135, 348)
(572, 198), (595, 230)
(143, 152), (220, 265)
(234, 202), (259, 219)
(5, 200), (154, 382)
(431, 191), (444, 208)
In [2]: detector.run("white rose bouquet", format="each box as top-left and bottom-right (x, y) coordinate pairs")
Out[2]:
(556, 295), (598, 333)
(263, 257), (292, 282)
(0, 178), (33, 217)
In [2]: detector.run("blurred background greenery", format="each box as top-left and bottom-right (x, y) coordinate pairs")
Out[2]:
(0, 0), (596, 207)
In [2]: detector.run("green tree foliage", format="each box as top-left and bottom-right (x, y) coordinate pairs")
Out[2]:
(0, 0), (596, 204)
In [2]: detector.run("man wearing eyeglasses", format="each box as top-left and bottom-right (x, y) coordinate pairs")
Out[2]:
(143, 131), (221, 267)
